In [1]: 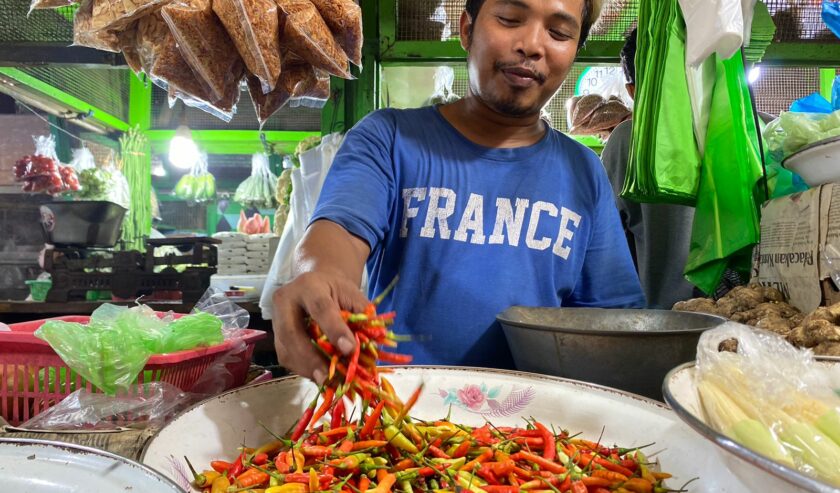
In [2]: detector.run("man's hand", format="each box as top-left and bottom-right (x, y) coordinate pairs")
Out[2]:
(272, 270), (369, 384)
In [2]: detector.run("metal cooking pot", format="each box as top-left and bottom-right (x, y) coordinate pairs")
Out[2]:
(498, 307), (727, 399)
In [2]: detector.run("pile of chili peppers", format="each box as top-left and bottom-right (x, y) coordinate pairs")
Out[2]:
(190, 302), (676, 493)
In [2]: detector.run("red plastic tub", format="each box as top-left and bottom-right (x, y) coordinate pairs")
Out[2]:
(0, 314), (267, 426)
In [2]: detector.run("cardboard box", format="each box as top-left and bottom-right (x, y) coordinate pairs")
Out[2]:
(755, 184), (840, 312)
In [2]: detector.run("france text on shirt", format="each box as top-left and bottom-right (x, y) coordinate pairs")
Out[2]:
(400, 187), (582, 260)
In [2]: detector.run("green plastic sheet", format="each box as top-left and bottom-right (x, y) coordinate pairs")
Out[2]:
(35, 305), (224, 395)
(684, 53), (764, 294)
(622, 0), (702, 206)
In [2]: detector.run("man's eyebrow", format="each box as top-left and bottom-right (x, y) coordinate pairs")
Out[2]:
(495, 0), (581, 30)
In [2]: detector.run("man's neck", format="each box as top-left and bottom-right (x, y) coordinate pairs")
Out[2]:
(437, 96), (546, 149)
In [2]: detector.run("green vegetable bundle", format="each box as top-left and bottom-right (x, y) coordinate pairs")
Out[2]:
(234, 153), (278, 209)
(174, 153), (216, 203)
(121, 128), (152, 251)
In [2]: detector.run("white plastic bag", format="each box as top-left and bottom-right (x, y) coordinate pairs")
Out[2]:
(696, 323), (840, 485)
(679, 0), (756, 67)
(259, 133), (345, 319)
(69, 146), (96, 172)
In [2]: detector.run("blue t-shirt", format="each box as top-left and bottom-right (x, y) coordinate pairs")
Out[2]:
(311, 106), (644, 368)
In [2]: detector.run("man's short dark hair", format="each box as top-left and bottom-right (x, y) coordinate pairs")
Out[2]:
(464, 0), (596, 48)
(620, 28), (637, 85)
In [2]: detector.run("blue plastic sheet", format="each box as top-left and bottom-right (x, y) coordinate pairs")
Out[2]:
(824, 0), (840, 40)
(791, 92), (835, 114)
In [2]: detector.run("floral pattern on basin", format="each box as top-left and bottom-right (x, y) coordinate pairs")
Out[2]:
(438, 383), (536, 417)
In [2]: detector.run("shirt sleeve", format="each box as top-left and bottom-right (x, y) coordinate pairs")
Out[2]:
(566, 153), (646, 308)
(310, 110), (398, 250)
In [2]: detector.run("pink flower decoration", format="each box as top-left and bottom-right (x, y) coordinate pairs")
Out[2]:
(457, 384), (485, 410)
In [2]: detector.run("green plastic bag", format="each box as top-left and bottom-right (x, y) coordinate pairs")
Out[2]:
(35, 304), (225, 395)
(764, 110), (840, 158)
(622, 0), (702, 206)
(158, 311), (223, 353)
(684, 52), (763, 294)
(35, 319), (150, 396)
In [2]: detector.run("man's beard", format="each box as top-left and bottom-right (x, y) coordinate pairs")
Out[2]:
(476, 85), (543, 117)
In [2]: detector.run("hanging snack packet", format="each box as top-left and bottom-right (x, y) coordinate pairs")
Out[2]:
(213, 0), (281, 94)
(276, 0), (351, 79)
(89, 0), (172, 32)
(170, 82), (240, 123)
(307, 0), (362, 66)
(28, 0), (76, 14)
(161, 0), (245, 103)
(138, 14), (214, 103)
(289, 68), (330, 108)
(247, 74), (291, 125)
(118, 22), (143, 74)
(73, 0), (121, 52)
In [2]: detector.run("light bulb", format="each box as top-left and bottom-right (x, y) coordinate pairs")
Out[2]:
(748, 66), (761, 84)
(169, 125), (199, 169)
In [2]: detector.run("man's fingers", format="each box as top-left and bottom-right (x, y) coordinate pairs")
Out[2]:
(303, 292), (356, 356)
(337, 278), (371, 314)
(273, 293), (328, 382)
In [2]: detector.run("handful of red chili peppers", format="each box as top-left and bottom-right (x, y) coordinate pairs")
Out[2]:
(190, 298), (676, 493)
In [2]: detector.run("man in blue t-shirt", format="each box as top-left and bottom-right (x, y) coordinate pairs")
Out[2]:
(271, 0), (644, 383)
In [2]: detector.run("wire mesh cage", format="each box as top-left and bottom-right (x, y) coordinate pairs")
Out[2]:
(395, 0), (831, 43)
(150, 85), (323, 131)
(0, 2), (74, 44)
(19, 66), (131, 122)
(381, 63), (825, 134)
(751, 66), (823, 116)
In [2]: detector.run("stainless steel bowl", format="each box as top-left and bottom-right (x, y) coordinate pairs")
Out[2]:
(498, 307), (727, 399)
(663, 360), (840, 493)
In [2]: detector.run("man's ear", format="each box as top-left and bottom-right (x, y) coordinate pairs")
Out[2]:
(460, 11), (472, 51)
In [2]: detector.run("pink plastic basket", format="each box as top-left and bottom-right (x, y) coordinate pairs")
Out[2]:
(0, 314), (267, 426)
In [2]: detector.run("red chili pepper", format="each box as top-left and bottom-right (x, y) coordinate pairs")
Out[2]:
(292, 400), (318, 442)
(620, 458), (639, 472)
(360, 400), (385, 439)
(227, 453), (245, 479)
(309, 386), (336, 432)
(577, 454), (635, 478)
(359, 476), (371, 491)
(511, 451), (566, 474)
(302, 445), (333, 458)
(511, 429), (543, 438)
(394, 383), (424, 425)
(482, 487), (519, 493)
(352, 440), (388, 450)
(534, 422), (555, 461)
(484, 460), (515, 476)
(338, 439), (355, 453)
(570, 479), (587, 493)
(210, 460), (232, 473)
(376, 351), (412, 364)
(472, 425), (495, 446)
(581, 477), (613, 488)
(452, 439), (471, 459)
(236, 468), (269, 487)
(393, 458), (415, 471)
(513, 437), (544, 448)
(345, 334), (362, 384)
(428, 445), (450, 459)
(477, 465), (501, 485)
(251, 452), (268, 466)
(275, 453), (291, 474)
(331, 398), (345, 430)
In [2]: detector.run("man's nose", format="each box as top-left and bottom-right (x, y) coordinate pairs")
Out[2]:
(512, 21), (546, 60)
